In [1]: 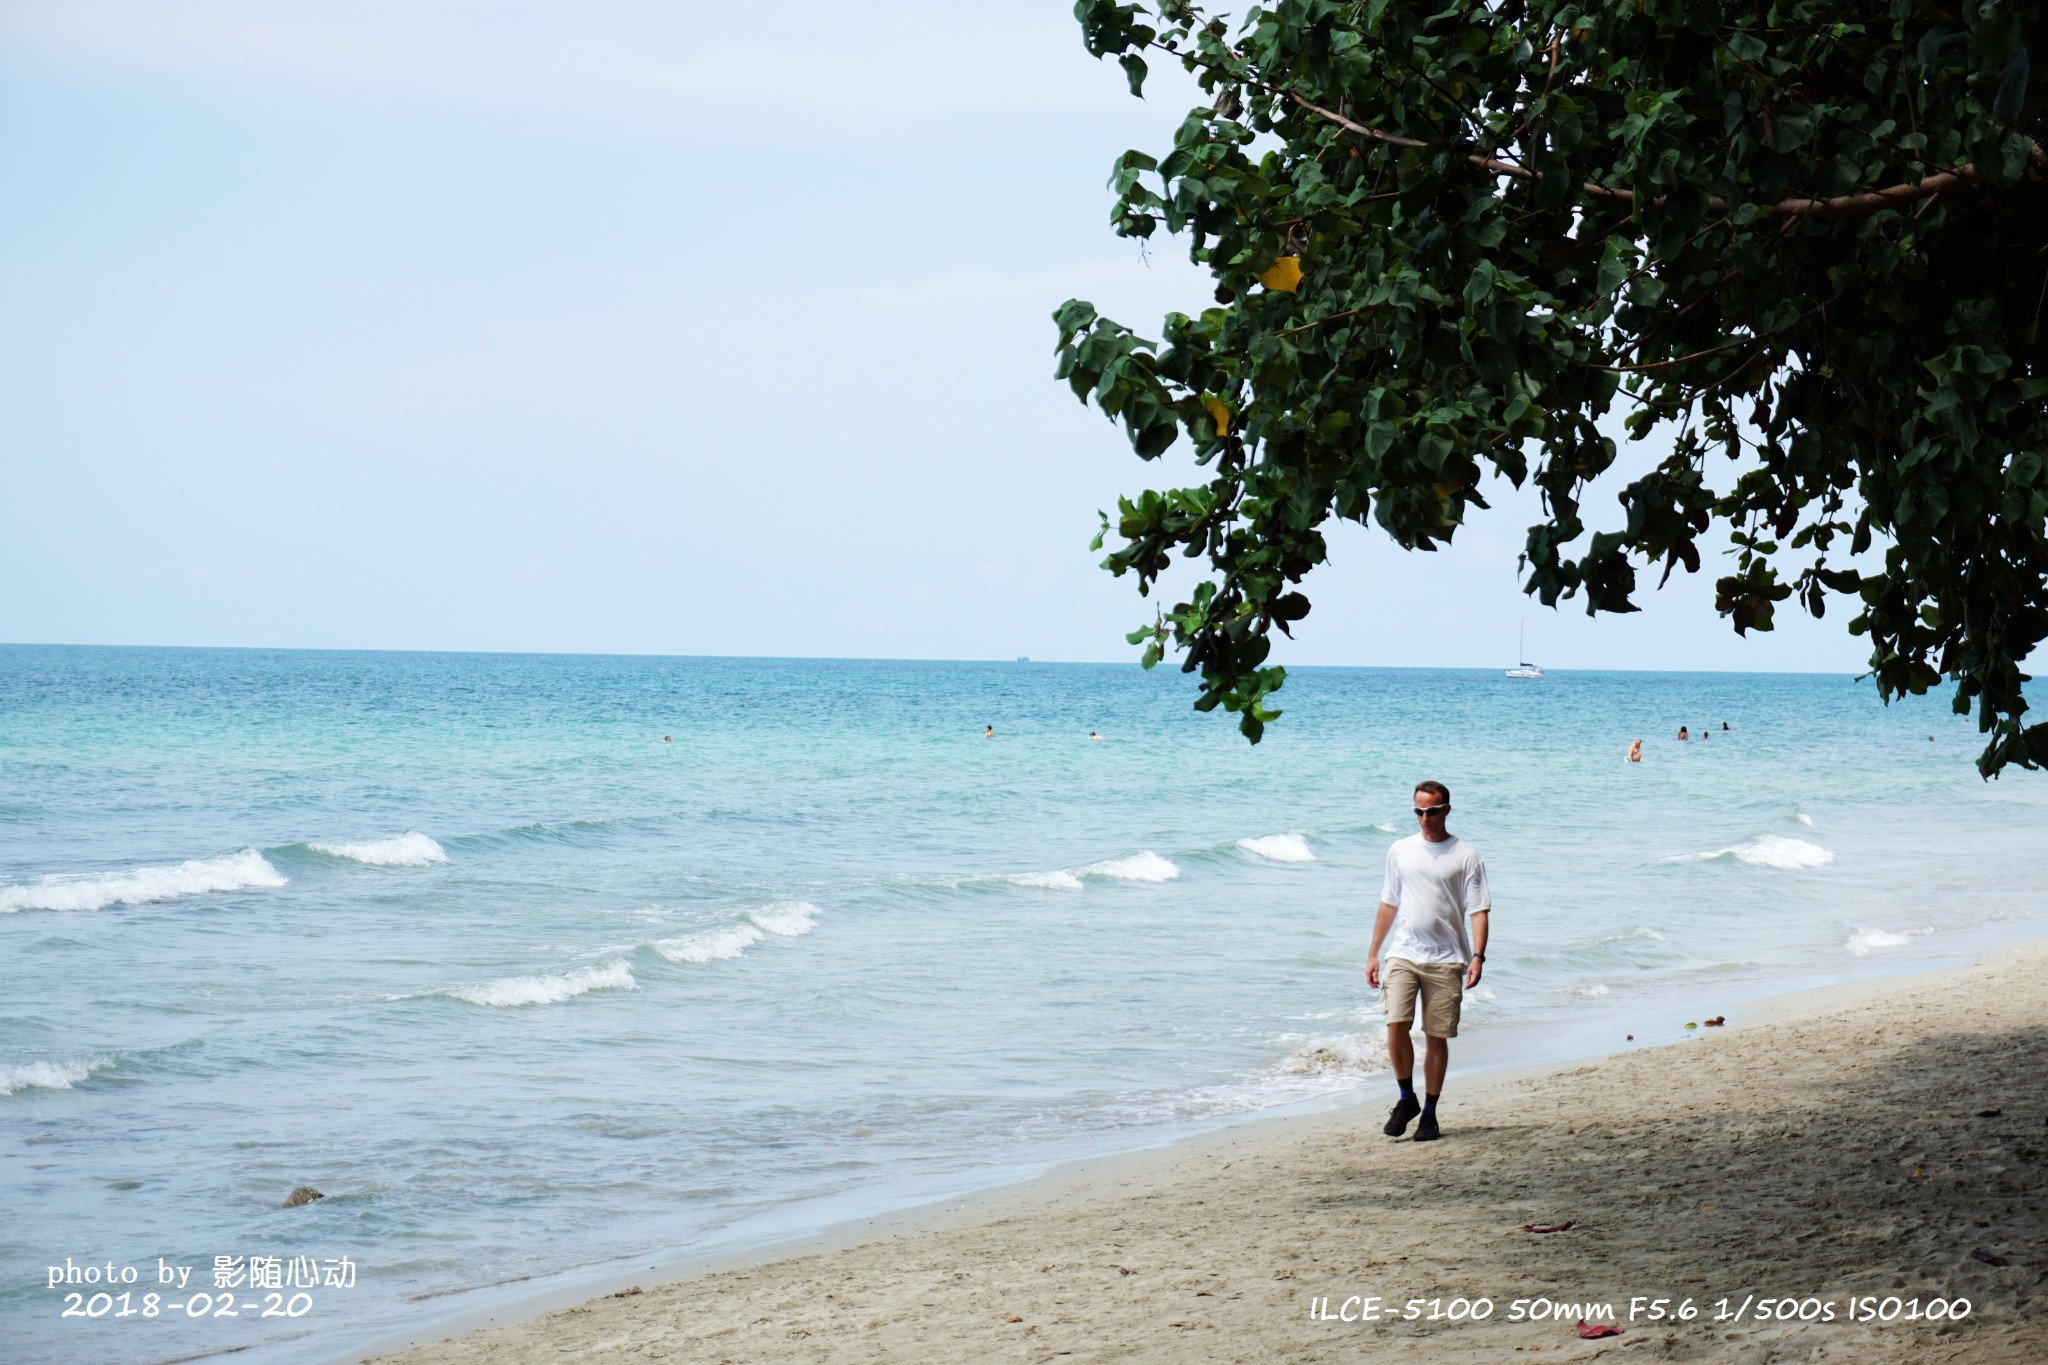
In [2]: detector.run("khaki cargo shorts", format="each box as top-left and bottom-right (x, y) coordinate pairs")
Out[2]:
(1382, 957), (1465, 1038)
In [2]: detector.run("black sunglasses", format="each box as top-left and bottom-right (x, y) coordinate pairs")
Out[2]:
(1414, 804), (1449, 818)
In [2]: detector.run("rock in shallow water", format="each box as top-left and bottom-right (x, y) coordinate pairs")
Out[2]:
(283, 1186), (324, 1208)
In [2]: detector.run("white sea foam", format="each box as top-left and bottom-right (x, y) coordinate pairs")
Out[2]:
(1079, 1036), (1391, 1126)
(0, 850), (285, 914)
(0, 1056), (112, 1097)
(448, 960), (636, 1008)
(1732, 836), (1834, 868)
(1005, 869), (1086, 891)
(1237, 833), (1315, 863)
(747, 901), (821, 937)
(1663, 835), (1834, 870)
(1845, 926), (1934, 958)
(652, 925), (763, 964)
(1562, 983), (1612, 998)
(1081, 851), (1180, 883)
(309, 832), (448, 867)
(1796, 813), (1816, 828)
(1369, 821), (1398, 834)
(1277, 1034), (1386, 1077)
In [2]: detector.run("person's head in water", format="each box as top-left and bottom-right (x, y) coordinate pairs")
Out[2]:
(984, 724), (994, 737)
(1678, 726), (1690, 740)
(1089, 730), (1101, 740)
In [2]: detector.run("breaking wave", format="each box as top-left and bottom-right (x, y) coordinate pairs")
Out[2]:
(1276, 1034), (1386, 1077)
(1662, 835), (1834, 870)
(1845, 926), (1934, 957)
(447, 961), (636, 1008)
(652, 925), (763, 964)
(1079, 851), (1180, 883)
(1, 1056), (114, 1097)
(1238, 833), (1314, 863)
(1004, 869), (1086, 891)
(997, 852), (1180, 889)
(746, 901), (821, 937)
(308, 833), (448, 867)
(0, 850), (285, 914)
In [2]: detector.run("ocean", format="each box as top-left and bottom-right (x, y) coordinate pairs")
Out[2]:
(4, 644), (2044, 1364)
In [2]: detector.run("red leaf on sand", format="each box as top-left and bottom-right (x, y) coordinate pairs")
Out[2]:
(1522, 1220), (1577, 1234)
(1577, 1322), (1624, 1338)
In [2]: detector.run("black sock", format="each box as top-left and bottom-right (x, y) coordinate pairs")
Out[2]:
(1397, 1077), (1415, 1103)
(1423, 1092), (1439, 1114)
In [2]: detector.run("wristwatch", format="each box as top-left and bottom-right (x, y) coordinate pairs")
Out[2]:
(1473, 951), (1486, 963)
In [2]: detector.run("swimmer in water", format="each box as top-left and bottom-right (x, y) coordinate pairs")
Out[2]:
(1677, 726), (1690, 741)
(984, 725), (995, 738)
(1089, 730), (1103, 741)
(1627, 738), (1642, 763)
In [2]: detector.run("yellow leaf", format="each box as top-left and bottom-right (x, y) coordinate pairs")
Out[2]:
(1259, 256), (1302, 292)
(1203, 397), (1231, 436)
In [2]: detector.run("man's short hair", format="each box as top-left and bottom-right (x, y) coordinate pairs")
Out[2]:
(1414, 779), (1450, 804)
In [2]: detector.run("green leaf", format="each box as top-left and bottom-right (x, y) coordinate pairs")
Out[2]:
(1120, 53), (1149, 96)
(1994, 48), (2031, 125)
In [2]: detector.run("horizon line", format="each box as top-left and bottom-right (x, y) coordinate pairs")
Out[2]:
(0, 639), (1871, 679)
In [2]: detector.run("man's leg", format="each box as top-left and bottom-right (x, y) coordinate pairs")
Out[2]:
(1412, 1037), (1450, 1141)
(1381, 961), (1423, 1136)
(1387, 1023), (1415, 1079)
(1423, 1035), (1448, 1094)
(1413, 967), (1461, 1142)
(1383, 1024), (1421, 1135)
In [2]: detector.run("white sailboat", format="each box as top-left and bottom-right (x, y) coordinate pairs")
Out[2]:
(1504, 620), (1544, 679)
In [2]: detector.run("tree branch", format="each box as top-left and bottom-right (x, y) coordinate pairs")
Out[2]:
(1286, 92), (2042, 219)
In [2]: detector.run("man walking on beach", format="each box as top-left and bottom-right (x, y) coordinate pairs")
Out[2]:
(1368, 781), (1490, 1142)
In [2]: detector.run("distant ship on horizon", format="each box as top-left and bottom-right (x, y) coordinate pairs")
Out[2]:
(1505, 622), (1543, 679)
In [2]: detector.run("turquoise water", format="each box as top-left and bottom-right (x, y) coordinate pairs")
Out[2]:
(3, 645), (2044, 1364)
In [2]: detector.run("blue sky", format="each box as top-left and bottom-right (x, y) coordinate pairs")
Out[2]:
(0, 1), (1872, 672)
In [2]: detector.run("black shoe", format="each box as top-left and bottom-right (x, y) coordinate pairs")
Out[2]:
(1384, 1096), (1421, 1137)
(1413, 1110), (1441, 1142)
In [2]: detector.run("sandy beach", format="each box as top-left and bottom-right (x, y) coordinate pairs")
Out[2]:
(359, 942), (2047, 1364)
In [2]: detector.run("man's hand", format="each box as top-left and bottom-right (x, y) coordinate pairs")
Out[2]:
(1366, 902), (1397, 991)
(1465, 910), (1489, 990)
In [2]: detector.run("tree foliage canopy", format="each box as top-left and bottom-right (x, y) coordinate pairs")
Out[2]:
(1056, 0), (2048, 774)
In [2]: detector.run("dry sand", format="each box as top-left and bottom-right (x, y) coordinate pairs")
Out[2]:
(364, 944), (2047, 1363)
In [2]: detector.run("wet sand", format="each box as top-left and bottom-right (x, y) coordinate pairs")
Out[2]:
(361, 943), (2047, 1363)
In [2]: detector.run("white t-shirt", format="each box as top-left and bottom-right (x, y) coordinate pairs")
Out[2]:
(1379, 833), (1490, 965)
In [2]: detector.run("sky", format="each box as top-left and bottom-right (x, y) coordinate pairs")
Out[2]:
(0, 1), (1876, 673)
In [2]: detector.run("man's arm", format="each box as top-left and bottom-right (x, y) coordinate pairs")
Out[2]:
(1366, 901), (1397, 988)
(1465, 909), (1490, 988)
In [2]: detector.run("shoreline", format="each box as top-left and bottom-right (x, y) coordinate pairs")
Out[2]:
(344, 936), (2048, 1363)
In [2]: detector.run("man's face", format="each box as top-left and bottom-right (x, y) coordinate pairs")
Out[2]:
(1414, 790), (1449, 838)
